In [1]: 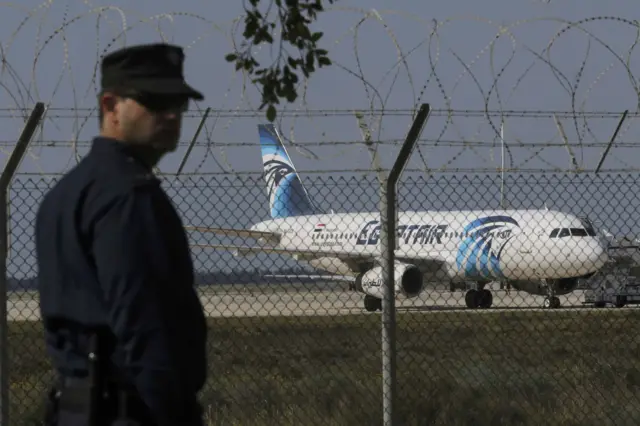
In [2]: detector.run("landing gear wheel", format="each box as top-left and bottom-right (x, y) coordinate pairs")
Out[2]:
(543, 296), (561, 309)
(364, 295), (382, 312)
(464, 289), (493, 309)
(478, 289), (493, 309)
(615, 296), (627, 308)
(465, 289), (478, 309)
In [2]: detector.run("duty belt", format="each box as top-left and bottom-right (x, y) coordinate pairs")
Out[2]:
(56, 375), (140, 416)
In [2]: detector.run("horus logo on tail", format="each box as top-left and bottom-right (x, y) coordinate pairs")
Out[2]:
(258, 124), (316, 218)
(455, 216), (519, 279)
(263, 157), (296, 205)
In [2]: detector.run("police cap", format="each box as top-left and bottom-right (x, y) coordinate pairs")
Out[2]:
(100, 43), (204, 101)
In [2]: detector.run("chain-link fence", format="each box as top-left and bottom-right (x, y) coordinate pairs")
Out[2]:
(2, 3), (640, 423)
(5, 169), (640, 425)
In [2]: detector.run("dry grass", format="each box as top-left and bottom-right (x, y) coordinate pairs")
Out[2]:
(7, 309), (640, 425)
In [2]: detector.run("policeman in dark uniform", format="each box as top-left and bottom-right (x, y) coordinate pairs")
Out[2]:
(35, 43), (208, 425)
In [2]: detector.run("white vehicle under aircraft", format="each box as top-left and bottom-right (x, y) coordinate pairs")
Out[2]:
(189, 124), (609, 311)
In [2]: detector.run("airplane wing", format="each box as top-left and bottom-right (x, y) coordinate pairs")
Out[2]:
(191, 243), (447, 271)
(264, 274), (356, 282)
(185, 226), (281, 243)
(190, 243), (371, 262)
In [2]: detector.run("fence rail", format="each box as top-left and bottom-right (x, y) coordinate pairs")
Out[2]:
(4, 110), (640, 423)
(4, 106), (640, 176)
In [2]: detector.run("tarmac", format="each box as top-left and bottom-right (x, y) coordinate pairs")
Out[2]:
(3, 283), (623, 322)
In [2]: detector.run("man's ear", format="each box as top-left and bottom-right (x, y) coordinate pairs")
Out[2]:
(100, 92), (117, 113)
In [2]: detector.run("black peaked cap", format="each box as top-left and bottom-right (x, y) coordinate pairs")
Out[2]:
(100, 43), (204, 101)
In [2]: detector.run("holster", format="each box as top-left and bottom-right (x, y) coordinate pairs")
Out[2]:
(43, 333), (144, 426)
(46, 376), (143, 426)
(43, 387), (60, 426)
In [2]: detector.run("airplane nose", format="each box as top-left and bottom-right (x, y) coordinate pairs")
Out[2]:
(593, 242), (609, 268)
(600, 248), (609, 264)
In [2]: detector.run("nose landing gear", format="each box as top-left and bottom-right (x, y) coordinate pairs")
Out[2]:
(542, 296), (561, 309)
(541, 279), (562, 309)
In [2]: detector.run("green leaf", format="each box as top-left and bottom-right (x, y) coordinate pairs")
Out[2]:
(267, 105), (277, 122)
(305, 50), (314, 68)
(228, 0), (335, 115)
(318, 56), (331, 66)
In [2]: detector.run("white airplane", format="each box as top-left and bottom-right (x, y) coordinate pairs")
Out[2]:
(189, 124), (610, 311)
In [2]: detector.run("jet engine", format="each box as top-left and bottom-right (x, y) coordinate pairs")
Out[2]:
(354, 262), (423, 299)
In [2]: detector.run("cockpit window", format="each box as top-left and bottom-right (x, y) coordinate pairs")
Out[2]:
(549, 227), (595, 238)
(570, 228), (588, 237)
(579, 217), (597, 236)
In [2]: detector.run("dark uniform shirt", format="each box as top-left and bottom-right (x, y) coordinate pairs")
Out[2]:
(35, 136), (208, 425)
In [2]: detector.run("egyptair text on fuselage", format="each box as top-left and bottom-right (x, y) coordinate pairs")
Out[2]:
(310, 220), (453, 246)
(356, 220), (449, 245)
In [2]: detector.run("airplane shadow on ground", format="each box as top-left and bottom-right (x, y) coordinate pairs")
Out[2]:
(398, 304), (638, 312)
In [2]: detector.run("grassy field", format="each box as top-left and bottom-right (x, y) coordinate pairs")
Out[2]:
(7, 310), (640, 425)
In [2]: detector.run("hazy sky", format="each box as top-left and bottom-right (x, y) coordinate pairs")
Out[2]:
(1, 0), (640, 178)
(3, 1), (640, 278)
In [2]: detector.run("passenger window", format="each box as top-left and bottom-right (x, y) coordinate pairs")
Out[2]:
(550, 229), (559, 238)
(558, 228), (570, 238)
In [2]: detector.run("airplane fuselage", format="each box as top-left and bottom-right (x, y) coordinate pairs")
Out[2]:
(250, 209), (609, 284)
(192, 123), (613, 311)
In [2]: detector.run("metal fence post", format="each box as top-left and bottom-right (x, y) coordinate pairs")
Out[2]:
(380, 103), (431, 425)
(0, 102), (46, 426)
(595, 109), (628, 174)
(176, 106), (211, 175)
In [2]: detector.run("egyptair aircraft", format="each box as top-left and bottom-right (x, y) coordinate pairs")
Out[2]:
(189, 124), (610, 311)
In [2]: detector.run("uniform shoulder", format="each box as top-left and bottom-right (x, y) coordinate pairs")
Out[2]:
(69, 155), (163, 220)
(117, 169), (161, 192)
(80, 171), (166, 234)
(87, 148), (162, 196)
(62, 156), (161, 198)
(81, 137), (163, 194)
(96, 170), (163, 208)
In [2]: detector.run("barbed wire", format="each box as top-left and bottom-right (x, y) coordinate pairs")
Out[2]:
(2, 3), (640, 175)
(1, 108), (638, 118)
(5, 138), (640, 149)
(12, 168), (640, 177)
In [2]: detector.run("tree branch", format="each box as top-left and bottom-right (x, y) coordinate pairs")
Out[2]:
(226, 0), (335, 122)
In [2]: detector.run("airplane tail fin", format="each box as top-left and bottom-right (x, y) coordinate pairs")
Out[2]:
(258, 124), (316, 219)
